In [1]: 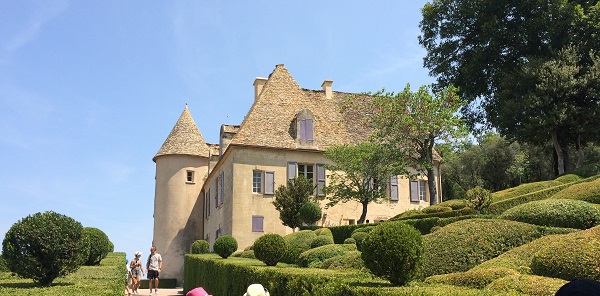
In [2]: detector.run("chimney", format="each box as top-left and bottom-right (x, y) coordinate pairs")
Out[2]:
(321, 80), (333, 100)
(253, 77), (268, 101)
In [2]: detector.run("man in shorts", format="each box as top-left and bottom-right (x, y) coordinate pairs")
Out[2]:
(146, 246), (162, 295)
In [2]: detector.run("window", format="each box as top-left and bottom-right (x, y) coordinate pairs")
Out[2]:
(253, 171), (262, 193)
(252, 216), (264, 232)
(298, 164), (314, 181)
(186, 171), (194, 183)
(419, 181), (427, 201)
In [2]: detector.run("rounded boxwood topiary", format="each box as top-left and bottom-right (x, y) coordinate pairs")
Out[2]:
(530, 225), (600, 281)
(313, 227), (333, 237)
(343, 237), (356, 244)
(551, 178), (600, 204)
(321, 250), (365, 270)
(351, 232), (369, 251)
(499, 199), (600, 229)
(310, 235), (334, 248)
(253, 233), (288, 266)
(299, 202), (322, 225)
(351, 226), (374, 235)
(361, 221), (423, 286)
(82, 227), (112, 265)
(191, 240), (210, 254)
(2, 211), (88, 286)
(422, 219), (541, 277)
(213, 235), (237, 259)
(422, 205), (452, 214)
(554, 174), (582, 184)
(298, 244), (356, 268)
(281, 230), (317, 264)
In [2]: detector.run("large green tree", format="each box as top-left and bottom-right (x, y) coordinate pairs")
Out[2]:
(272, 176), (314, 231)
(420, 0), (600, 175)
(323, 142), (406, 224)
(343, 85), (465, 204)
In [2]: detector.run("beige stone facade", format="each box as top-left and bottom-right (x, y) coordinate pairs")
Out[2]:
(152, 64), (442, 285)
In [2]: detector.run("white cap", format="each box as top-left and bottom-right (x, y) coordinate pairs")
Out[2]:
(243, 284), (269, 296)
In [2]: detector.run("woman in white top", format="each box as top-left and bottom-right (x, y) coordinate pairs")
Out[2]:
(129, 252), (145, 294)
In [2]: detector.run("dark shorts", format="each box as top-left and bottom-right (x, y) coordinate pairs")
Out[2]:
(148, 269), (159, 280)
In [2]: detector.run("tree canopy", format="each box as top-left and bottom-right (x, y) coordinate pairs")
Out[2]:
(420, 0), (600, 174)
(272, 176), (315, 231)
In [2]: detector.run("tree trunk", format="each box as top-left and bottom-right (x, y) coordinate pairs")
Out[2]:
(576, 134), (585, 168)
(427, 167), (438, 205)
(552, 129), (565, 175)
(357, 199), (369, 224)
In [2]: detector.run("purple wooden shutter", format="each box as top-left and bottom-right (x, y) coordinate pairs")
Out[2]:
(220, 171), (224, 204)
(215, 178), (218, 208)
(390, 175), (398, 201)
(204, 193), (209, 218)
(410, 180), (419, 202)
(300, 120), (307, 142)
(306, 119), (314, 142)
(287, 162), (297, 181)
(316, 163), (326, 196)
(207, 188), (211, 215)
(264, 171), (275, 195)
(252, 216), (264, 232)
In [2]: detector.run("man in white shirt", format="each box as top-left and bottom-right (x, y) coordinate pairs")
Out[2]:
(146, 246), (163, 296)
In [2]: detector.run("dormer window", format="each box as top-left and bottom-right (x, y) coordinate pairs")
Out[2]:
(295, 109), (315, 143)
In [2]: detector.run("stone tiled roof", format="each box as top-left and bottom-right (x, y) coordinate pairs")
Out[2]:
(229, 64), (370, 150)
(153, 105), (210, 161)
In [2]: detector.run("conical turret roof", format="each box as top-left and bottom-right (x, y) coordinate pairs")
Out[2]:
(153, 105), (210, 162)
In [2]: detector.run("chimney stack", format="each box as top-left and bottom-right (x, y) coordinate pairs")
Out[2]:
(321, 80), (333, 100)
(253, 77), (268, 101)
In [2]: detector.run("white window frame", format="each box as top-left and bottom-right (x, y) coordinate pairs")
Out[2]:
(253, 171), (262, 193)
(186, 170), (194, 183)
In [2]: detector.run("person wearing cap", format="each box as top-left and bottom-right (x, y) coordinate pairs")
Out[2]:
(129, 251), (145, 294)
(243, 284), (270, 296)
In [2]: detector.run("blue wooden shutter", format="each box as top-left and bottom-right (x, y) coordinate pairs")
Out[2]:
(220, 171), (224, 204)
(390, 175), (398, 201)
(264, 171), (275, 195)
(287, 162), (297, 182)
(252, 216), (264, 232)
(316, 163), (326, 196)
(410, 180), (419, 202)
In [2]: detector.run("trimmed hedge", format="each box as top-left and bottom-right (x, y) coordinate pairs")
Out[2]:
(426, 267), (519, 289)
(499, 199), (600, 229)
(569, 163), (600, 178)
(253, 234), (287, 266)
(551, 177), (600, 204)
(281, 230), (316, 264)
(401, 214), (496, 235)
(83, 227), (112, 266)
(313, 227), (333, 237)
(298, 244), (356, 268)
(554, 174), (582, 184)
(485, 182), (573, 215)
(361, 222), (423, 286)
(422, 205), (452, 214)
(213, 236), (237, 259)
(530, 225), (600, 281)
(350, 232), (368, 251)
(438, 199), (468, 210)
(191, 240), (210, 254)
(343, 238), (356, 244)
(310, 235), (334, 248)
(422, 219), (542, 277)
(391, 207), (477, 221)
(320, 251), (365, 271)
(491, 180), (564, 202)
(485, 274), (567, 296)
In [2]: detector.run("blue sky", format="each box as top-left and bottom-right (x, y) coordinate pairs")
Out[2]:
(0, 1), (434, 261)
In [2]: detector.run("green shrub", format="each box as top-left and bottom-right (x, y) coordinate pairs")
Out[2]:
(83, 227), (112, 266)
(1, 211), (87, 286)
(350, 232), (369, 251)
(191, 240), (210, 254)
(486, 182), (574, 215)
(499, 199), (600, 229)
(530, 225), (600, 281)
(438, 199), (468, 210)
(361, 221), (423, 286)
(554, 174), (582, 184)
(327, 224), (368, 244)
(299, 202), (322, 225)
(313, 227), (333, 237)
(569, 163), (600, 178)
(422, 219), (541, 277)
(239, 250), (255, 259)
(551, 177), (600, 204)
(425, 267), (519, 289)
(310, 235), (334, 248)
(298, 244), (356, 268)
(391, 207), (477, 221)
(466, 187), (492, 213)
(253, 233), (288, 266)
(486, 274), (567, 296)
(401, 214), (496, 235)
(213, 235), (237, 259)
(320, 251), (365, 270)
(492, 180), (563, 202)
(281, 230), (317, 264)
(351, 225), (374, 235)
(343, 238), (356, 244)
(0, 255), (8, 272)
(422, 205), (452, 214)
